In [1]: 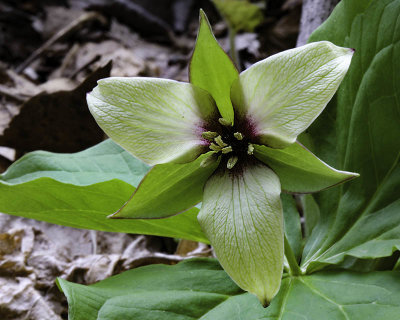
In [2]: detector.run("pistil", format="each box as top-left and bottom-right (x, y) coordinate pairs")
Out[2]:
(202, 129), (255, 170)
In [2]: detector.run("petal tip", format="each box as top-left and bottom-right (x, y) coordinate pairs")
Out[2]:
(255, 291), (274, 308)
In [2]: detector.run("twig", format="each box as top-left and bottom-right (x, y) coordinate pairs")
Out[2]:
(229, 28), (241, 71)
(284, 235), (302, 276)
(297, 0), (340, 46)
(16, 12), (108, 73)
(69, 54), (101, 79)
(0, 84), (26, 103)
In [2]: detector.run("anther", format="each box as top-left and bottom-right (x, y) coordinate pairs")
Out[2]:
(227, 156), (239, 169)
(202, 131), (218, 140)
(233, 132), (243, 140)
(218, 118), (232, 127)
(222, 146), (233, 154)
(209, 143), (222, 151)
(215, 135), (228, 147)
(247, 144), (254, 155)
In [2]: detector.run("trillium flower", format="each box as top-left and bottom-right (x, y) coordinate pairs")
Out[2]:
(87, 11), (357, 306)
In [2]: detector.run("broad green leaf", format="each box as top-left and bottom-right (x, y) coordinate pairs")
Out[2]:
(0, 140), (208, 242)
(212, 0), (264, 32)
(282, 194), (302, 261)
(301, 0), (400, 272)
(231, 41), (353, 148)
(59, 258), (400, 320)
(58, 258), (243, 320)
(0, 139), (149, 186)
(197, 162), (284, 306)
(301, 194), (320, 238)
(306, 199), (400, 270)
(87, 77), (219, 165)
(112, 152), (220, 219)
(254, 142), (358, 193)
(190, 10), (238, 124)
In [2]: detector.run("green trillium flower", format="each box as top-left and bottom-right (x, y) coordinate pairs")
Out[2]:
(87, 11), (357, 306)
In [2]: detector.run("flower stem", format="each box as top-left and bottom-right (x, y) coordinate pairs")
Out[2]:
(229, 28), (240, 70)
(284, 235), (301, 276)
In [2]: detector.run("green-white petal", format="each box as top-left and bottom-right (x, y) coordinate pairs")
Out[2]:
(190, 10), (238, 125)
(111, 152), (220, 219)
(87, 77), (218, 165)
(254, 142), (359, 193)
(198, 161), (284, 306)
(231, 41), (353, 148)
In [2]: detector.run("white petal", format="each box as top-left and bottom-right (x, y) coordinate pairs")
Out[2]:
(88, 77), (218, 165)
(231, 41), (353, 148)
(198, 161), (284, 305)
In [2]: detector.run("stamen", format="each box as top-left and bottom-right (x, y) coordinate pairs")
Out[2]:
(222, 146), (233, 154)
(209, 143), (222, 151)
(218, 118), (232, 127)
(233, 132), (243, 140)
(227, 156), (239, 169)
(202, 131), (218, 140)
(247, 144), (254, 155)
(215, 135), (228, 147)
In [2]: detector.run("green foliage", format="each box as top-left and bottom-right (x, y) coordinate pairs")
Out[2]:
(302, 0), (400, 273)
(254, 142), (358, 193)
(58, 258), (400, 320)
(58, 0), (400, 316)
(0, 140), (207, 242)
(190, 10), (238, 124)
(212, 0), (264, 32)
(113, 152), (220, 219)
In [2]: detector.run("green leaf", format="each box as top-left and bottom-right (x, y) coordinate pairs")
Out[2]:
(254, 142), (358, 193)
(301, 194), (321, 238)
(87, 77), (219, 165)
(306, 199), (400, 270)
(282, 194), (302, 261)
(190, 10), (238, 124)
(231, 41), (353, 148)
(59, 258), (400, 320)
(0, 140), (208, 242)
(58, 258), (243, 320)
(112, 152), (220, 219)
(302, 0), (400, 272)
(197, 162), (284, 306)
(212, 0), (264, 32)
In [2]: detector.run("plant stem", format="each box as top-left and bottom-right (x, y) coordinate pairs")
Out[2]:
(284, 235), (302, 276)
(229, 28), (240, 70)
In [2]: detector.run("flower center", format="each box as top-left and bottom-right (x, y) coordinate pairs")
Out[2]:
(202, 118), (254, 170)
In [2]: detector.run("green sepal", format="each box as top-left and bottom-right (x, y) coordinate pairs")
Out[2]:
(111, 152), (220, 219)
(254, 142), (359, 193)
(212, 0), (263, 32)
(190, 10), (238, 124)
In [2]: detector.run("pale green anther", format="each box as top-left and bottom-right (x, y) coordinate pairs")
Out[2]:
(234, 132), (243, 140)
(227, 155), (239, 169)
(218, 118), (232, 127)
(248, 144), (254, 155)
(222, 146), (233, 154)
(202, 131), (219, 140)
(200, 154), (217, 168)
(215, 135), (228, 147)
(210, 143), (222, 151)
